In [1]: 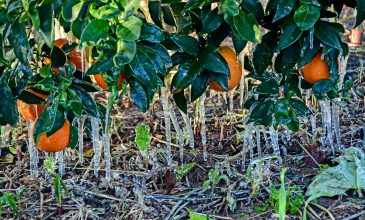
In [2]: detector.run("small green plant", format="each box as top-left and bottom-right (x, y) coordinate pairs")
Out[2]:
(0, 188), (27, 217)
(135, 123), (151, 152)
(269, 169), (304, 219)
(253, 204), (269, 212)
(44, 158), (68, 206)
(187, 209), (211, 220)
(176, 162), (196, 181)
(203, 165), (228, 189)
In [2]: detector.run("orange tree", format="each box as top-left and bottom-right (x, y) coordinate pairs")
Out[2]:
(0, 0), (364, 148)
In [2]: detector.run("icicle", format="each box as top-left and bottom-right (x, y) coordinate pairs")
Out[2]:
(179, 109), (194, 148)
(255, 126), (261, 156)
(56, 151), (65, 177)
(222, 92), (227, 104)
(91, 117), (101, 176)
(310, 109), (317, 137)
(229, 90), (234, 123)
(281, 128), (288, 156)
(241, 133), (247, 171)
(262, 126), (268, 146)
(200, 93), (208, 161)
(160, 87), (172, 165)
(269, 126), (282, 164)
(239, 54), (245, 107)
(319, 100), (334, 154)
(309, 27), (314, 49)
(170, 108), (184, 164)
(78, 116), (86, 164)
(27, 121), (38, 177)
(245, 123), (254, 160)
(103, 107), (111, 182)
(283, 127), (291, 146)
(332, 102), (342, 150)
(133, 176), (145, 206)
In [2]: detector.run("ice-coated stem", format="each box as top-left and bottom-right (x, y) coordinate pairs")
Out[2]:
(262, 126), (268, 146)
(310, 109), (317, 137)
(246, 123), (254, 160)
(78, 116), (86, 164)
(91, 117), (101, 176)
(103, 107), (111, 182)
(229, 90), (234, 123)
(199, 93), (208, 161)
(269, 126), (282, 164)
(255, 125), (261, 156)
(170, 108), (184, 164)
(27, 121), (38, 177)
(160, 87), (172, 165)
(332, 102), (342, 149)
(319, 100), (334, 154)
(56, 151), (65, 177)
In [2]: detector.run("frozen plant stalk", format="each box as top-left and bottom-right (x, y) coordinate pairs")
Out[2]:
(78, 116), (86, 164)
(200, 93), (208, 161)
(103, 107), (111, 181)
(91, 117), (101, 176)
(56, 151), (65, 177)
(179, 109), (195, 148)
(160, 87), (172, 165)
(269, 126), (282, 164)
(319, 100), (335, 154)
(332, 102), (342, 149)
(170, 108), (184, 164)
(27, 121), (38, 177)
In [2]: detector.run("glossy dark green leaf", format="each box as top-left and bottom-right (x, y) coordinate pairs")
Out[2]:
(38, 3), (54, 48)
(149, 0), (163, 28)
(0, 82), (18, 126)
(298, 35), (321, 68)
(232, 11), (261, 43)
(277, 20), (302, 50)
(171, 35), (199, 57)
(275, 42), (301, 74)
(314, 21), (342, 51)
(72, 79), (99, 92)
(87, 56), (114, 74)
(129, 52), (158, 88)
(219, 0), (239, 16)
(129, 80), (148, 112)
(140, 45), (165, 74)
(120, 0), (140, 19)
(50, 46), (66, 68)
(246, 99), (275, 126)
(255, 78), (279, 95)
(173, 90), (187, 113)
(199, 52), (229, 75)
(272, 0), (296, 22)
(62, 0), (84, 22)
(208, 71), (229, 91)
(253, 31), (278, 75)
(68, 124), (78, 149)
(80, 19), (109, 46)
(46, 109), (65, 137)
(71, 18), (86, 39)
(355, 0), (365, 27)
(8, 19), (29, 64)
(294, 4), (320, 30)
(140, 23), (164, 43)
(70, 85), (99, 118)
(89, 2), (119, 20)
(172, 61), (200, 89)
(33, 98), (59, 144)
(184, 0), (214, 11)
(240, 0), (264, 22)
(312, 79), (334, 100)
(206, 21), (231, 48)
(147, 44), (172, 68)
(231, 27), (248, 54)
(201, 8), (223, 34)
(191, 72), (209, 102)
(289, 98), (309, 116)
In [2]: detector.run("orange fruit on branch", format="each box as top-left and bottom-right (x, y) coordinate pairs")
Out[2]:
(300, 49), (331, 84)
(94, 72), (126, 90)
(209, 46), (242, 92)
(17, 89), (48, 121)
(32, 119), (70, 152)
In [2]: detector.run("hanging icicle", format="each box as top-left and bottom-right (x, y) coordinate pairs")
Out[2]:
(229, 90), (234, 123)
(56, 150), (65, 177)
(269, 126), (282, 164)
(319, 100), (335, 154)
(246, 123), (255, 160)
(179, 109), (195, 149)
(332, 102), (342, 149)
(170, 108), (184, 164)
(27, 121), (38, 177)
(78, 116), (86, 164)
(309, 27), (314, 49)
(103, 107), (111, 182)
(310, 109), (317, 137)
(255, 125), (261, 156)
(200, 93), (208, 161)
(160, 87), (172, 165)
(91, 117), (101, 177)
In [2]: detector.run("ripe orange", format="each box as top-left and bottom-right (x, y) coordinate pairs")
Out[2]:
(209, 46), (242, 92)
(94, 72), (126, 90)
(32, 119), (70, 152)
(300, 49), (331, 84)
(17, 89), (48, 121)
(45, 38), (84, 72)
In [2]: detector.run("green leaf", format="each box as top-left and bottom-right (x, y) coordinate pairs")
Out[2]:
(188, 209), (211, 220)
(129, 52), (158, 88)
(240, 0), (264, 22)
(289, 99), (309, 116)
(355, 0), (365, 27)
(129, 80), (148, 112)
(209, 71), (229, 91)
(312, 79), (334, 100)
(68, 124), (78, 149)
(191, 72), (209, 102)
(173, 91), (187, 113)
(89, 2), (119, 20)
(148, 0), (163, 28)
(148, 44), (172, 68)
(120, 0), (140, 19)
(231, 29), (248, 54)
(246, 99), (275, 126)
(50, 46), (66, 68)
(62, 0), (84, 22)
(176, 162), (196, 180)
(314, 21), (342, 51)
(279, 168), (288, 220)
(294, 4), (320, 30)
(253, 31), (278, 75)
(199, 52), (229, 75)
(201, 8), (223, 34)
(0, 82), (18, 126)
(71, 18), (86, 39)
(140, 23), (164, 43)
(116, 16), (142, 41)
(219, 0), (239, 17)
(8, 19), (29, 64)
(232, 11), (261, 43)
(38, 3), (54, 48)
(184, 0), (214, 11)
(171, 35), (199, 57)
(3, 192), (17, 215)
(298, 34), (320, 68)
(275, 42), (301, 74)
(173, 61), (200, 90)
(255, 78), (279, 95)
(70, 85), (99, 118)
(46, 108), (65, 137)
(277, 20), (302, 50)
(114, 40), (136, 65)
(87, 56), (114, 74)
(135, 123), (151, 152)
(33, 100), (59, 144)
(80, 19), (109, 46)
(273, 0), (296, 22)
